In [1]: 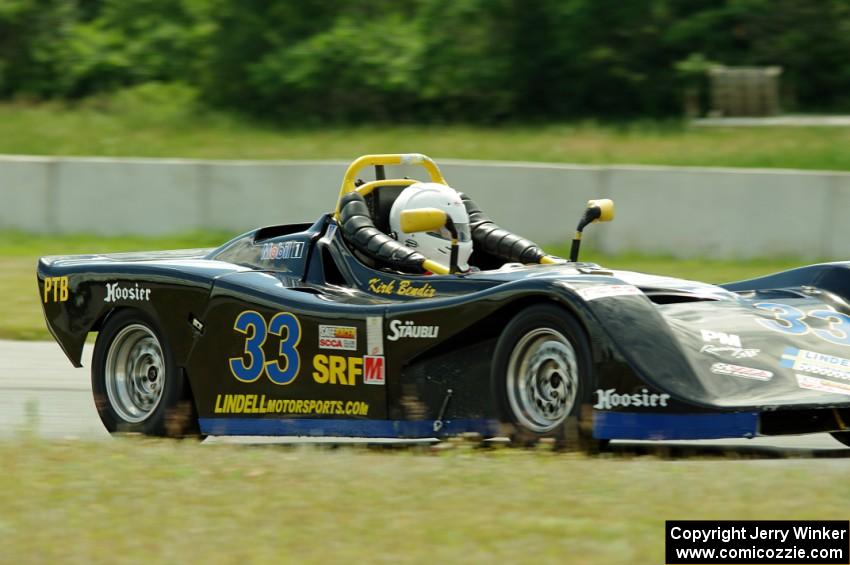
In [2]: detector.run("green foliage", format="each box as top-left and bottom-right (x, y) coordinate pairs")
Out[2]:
(1, 0), (850, 120)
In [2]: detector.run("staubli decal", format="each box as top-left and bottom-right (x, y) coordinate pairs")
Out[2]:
(104, 282), (151, 303)
(43, 276), (69, 303)
(593, 388), (670, 410)
(214, 394), (369, 416)
(387, 320), (439, 341)
(368, 278), (436, 298)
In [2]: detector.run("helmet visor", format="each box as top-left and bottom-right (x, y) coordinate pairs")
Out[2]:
(428, 223), (471, 242)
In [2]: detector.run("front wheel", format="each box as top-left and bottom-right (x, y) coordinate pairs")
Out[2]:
(92, 309), (199, 437)
(492, 304), (606, 452)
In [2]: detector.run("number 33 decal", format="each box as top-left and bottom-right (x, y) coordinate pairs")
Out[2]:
(229, 310), (301, 385)
(754, 302), (850, 346)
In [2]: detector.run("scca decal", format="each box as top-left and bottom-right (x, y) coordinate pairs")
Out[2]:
(229, 310), (301, 385)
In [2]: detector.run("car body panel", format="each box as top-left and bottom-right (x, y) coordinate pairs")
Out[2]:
(38, 215), (850, 441)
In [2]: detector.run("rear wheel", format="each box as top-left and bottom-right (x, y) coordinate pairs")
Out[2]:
(92, 309), (199, 437)
(492, 304), (606, 452)
(830, 432), (850, 448)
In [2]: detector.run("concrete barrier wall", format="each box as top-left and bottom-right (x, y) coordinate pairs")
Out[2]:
(2, 155), (849, 259)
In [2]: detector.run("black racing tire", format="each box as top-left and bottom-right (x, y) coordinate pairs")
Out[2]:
(830, 432), (850, 448)
(92, 309), (200, 438)
(491, 304), (607, 452)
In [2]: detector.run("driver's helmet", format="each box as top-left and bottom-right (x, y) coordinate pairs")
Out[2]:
(389, 182), (473, 272)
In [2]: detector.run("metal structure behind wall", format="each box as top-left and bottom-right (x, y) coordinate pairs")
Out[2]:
(709, 66), (782, 117)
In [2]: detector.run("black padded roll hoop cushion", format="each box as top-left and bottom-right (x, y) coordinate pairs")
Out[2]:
(459, 193), (546, 264)
(339, 191), (428, 273)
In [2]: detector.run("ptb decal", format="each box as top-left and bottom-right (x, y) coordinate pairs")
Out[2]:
(229, 310), (301, 385)
(43, 276), (69, 303)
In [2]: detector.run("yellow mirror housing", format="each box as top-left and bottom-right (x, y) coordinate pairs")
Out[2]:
(400, 208), (448, 234)
(587, 199), (615, 222)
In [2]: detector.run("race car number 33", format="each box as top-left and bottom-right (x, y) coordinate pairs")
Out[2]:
(229, 310), (302, 385)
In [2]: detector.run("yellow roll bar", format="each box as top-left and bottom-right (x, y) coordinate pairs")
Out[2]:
(334, 154), (447, 218)
(332, 153), (559, 273)
(354, 179), (417, 199)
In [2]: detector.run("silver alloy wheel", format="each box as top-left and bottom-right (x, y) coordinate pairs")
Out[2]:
(104, 323), (166, 423)
(506, 327), (579, 433)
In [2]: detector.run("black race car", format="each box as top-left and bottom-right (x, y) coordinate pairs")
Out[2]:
(38, 153), (850, 449)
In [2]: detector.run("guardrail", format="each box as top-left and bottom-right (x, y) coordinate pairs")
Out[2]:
(2, 155), (849, 259)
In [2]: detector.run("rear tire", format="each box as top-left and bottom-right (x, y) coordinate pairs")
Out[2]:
(492, 304), (606, 452)
(92, 309), (199, 438)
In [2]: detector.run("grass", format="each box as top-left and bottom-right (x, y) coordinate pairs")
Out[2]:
(2, 230), (812, 341)
(2, 102), (850, 170)
(0, 438), (847, 564)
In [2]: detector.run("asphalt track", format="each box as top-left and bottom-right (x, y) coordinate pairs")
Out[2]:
(2, 339), (849, 456)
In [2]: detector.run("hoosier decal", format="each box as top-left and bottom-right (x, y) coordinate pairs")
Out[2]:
(104, 282), (151, 303)
(593, 388), (670, 410)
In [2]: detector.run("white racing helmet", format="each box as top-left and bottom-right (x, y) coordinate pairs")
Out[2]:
(389, 182), (473, 272)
